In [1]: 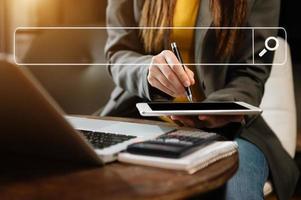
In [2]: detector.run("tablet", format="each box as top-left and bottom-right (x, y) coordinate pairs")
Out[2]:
(136, 102), (262, 116)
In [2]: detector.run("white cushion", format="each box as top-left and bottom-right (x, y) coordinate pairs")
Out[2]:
(263, 181), (273, 196)
(261, 38), (297, 196)
(261, 38), (297, 158)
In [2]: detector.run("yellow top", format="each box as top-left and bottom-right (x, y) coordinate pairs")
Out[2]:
(172, 0), (204, 103)
(171, 0), (200, 63)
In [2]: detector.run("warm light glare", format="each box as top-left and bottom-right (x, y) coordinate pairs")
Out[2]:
(23, 0), (38, 4)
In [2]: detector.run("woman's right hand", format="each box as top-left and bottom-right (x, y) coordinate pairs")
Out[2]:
(147, 50), (195, 97)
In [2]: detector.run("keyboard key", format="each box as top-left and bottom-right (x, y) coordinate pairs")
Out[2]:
(79, 130), (136, 149)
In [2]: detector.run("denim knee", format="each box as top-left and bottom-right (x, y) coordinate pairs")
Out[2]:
(225, 138), (269, 200)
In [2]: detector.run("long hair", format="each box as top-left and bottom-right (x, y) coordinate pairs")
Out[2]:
(139, 0), (247, 59)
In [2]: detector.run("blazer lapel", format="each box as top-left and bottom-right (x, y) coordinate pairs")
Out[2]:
(195, 0), (213, 64)
(194, 0), (213, 92)
(133, 0), (144, 22)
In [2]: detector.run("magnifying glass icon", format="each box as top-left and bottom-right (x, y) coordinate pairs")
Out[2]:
(259, 36), (279, 57)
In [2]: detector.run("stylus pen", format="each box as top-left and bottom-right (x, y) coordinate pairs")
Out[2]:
(171, 42), (193, 102)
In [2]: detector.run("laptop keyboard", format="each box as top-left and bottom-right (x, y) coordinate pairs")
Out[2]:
(79, 130), (137, 149)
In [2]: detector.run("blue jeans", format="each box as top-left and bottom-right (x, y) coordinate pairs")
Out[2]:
(225, 138), (269, 200)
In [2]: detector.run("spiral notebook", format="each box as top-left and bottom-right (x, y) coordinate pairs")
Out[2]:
(118, 141), (238, 174)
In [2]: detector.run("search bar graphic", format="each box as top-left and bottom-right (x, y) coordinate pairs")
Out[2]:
(14, 27), (287, 66)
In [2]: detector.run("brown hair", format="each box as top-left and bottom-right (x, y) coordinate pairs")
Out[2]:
(139, 0), (247, 59)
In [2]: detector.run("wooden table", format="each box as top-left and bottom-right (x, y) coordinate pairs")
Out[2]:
(0, 117), (238, 200)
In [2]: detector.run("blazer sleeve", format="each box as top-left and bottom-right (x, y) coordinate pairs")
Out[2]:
(206, 0), (281, 108)
(105, 0), (153, 100)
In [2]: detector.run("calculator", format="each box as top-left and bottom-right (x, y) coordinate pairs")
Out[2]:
(126, 130), (224, 158)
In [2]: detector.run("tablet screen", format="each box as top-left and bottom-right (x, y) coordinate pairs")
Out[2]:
(148, 102), (250, 111)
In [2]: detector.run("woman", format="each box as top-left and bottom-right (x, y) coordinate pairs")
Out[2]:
(102, 0), (299, 199)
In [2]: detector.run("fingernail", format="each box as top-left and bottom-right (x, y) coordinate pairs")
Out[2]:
(184, 81), (190, 87)
(199, 116), (206, 120)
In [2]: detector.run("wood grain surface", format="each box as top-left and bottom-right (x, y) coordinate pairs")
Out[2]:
(0, 116), (238, 200)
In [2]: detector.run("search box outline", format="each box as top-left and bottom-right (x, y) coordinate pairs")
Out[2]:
(14, 26), (287, 66)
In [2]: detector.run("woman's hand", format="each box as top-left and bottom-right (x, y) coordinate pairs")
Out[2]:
(148, 50), (195, 97)
(171, 115), (244, 129)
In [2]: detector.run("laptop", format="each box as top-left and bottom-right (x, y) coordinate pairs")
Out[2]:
(0, 59), (174, 165)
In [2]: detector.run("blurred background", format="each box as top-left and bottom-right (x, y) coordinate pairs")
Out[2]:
(0, 0), (300, 149)
(0, 0), (112, 115)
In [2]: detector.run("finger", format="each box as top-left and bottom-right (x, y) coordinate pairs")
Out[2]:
(148, 75), (175, 97)
(171, 116), (195, 127)
(229, 115), (245, 123)
(202, 115), (244, 123)
(157, 64), (186, 95)
(198, 116), (224, 128)
(150, 65), (179, 94)
(198, 115), (210, 121)
(184, 66), (195, 85)
(161, 50), (191, 87)
(198, 115), (244, 128)
(201, 116), (219, 128)
(155, 53), (185, 95)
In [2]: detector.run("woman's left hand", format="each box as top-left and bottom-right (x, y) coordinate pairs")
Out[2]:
(170, 115), (244, 129)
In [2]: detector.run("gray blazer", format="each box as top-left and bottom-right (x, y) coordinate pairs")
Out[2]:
(102, 0), (299, 199)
